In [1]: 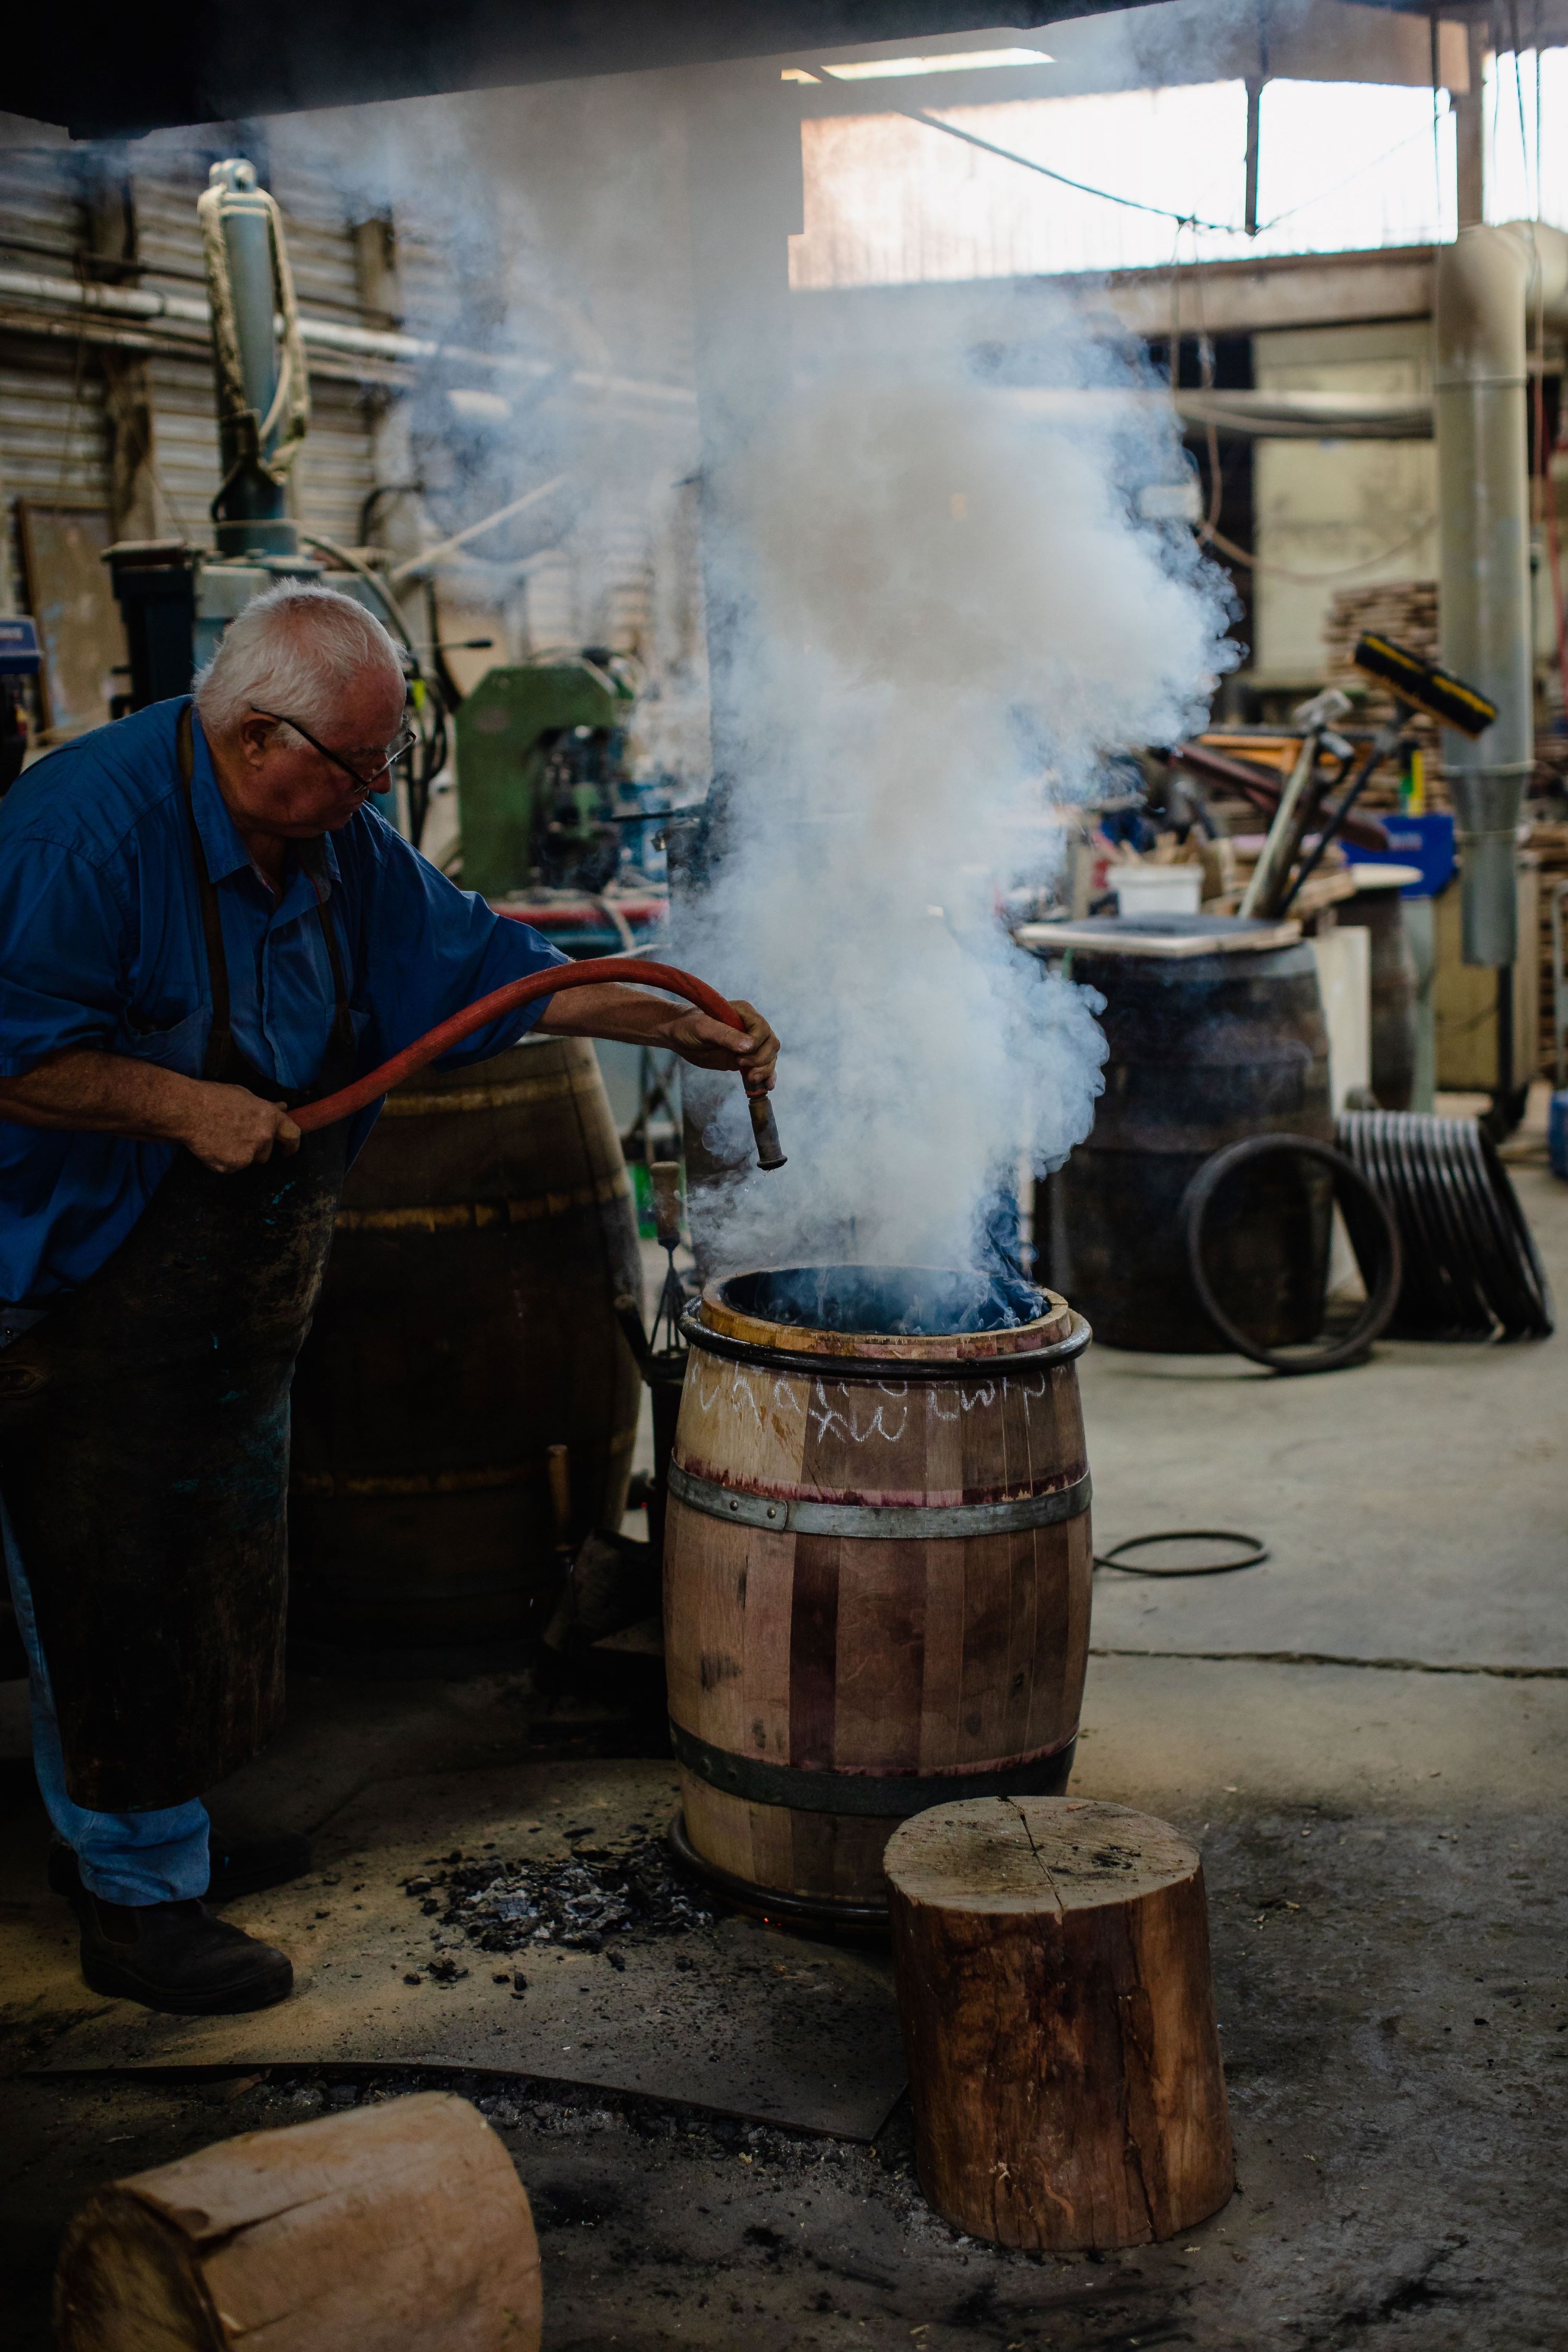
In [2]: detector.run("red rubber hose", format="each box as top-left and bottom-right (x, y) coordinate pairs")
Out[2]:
(293, 956), (746, 1134)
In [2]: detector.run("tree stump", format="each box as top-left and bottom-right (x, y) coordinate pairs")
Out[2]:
(53, 2091), (541, 2352)
(886, 1796), (1233, 2251)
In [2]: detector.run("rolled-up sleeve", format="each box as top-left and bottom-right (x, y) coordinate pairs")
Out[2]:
(0, 836), (128, 1078)
(353, 823), (568, 1077)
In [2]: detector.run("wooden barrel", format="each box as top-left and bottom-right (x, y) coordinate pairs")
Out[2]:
(664, 1267), (1093, 1920)
(1036, 917), (1334, 1354)
(289, 1035), (642, 1658)
(1338, 872), (1419, 1111)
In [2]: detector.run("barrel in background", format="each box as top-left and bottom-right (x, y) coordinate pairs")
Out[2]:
(664, 1275), (1093, 1916)
(289, 1035), (642, 1658)
(1037, 924), (1334, 1354)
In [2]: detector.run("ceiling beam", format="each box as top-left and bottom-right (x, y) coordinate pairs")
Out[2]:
(9, 2), (1169, 141)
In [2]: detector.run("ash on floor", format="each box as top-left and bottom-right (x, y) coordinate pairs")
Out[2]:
(401, 1825), (712, 1977)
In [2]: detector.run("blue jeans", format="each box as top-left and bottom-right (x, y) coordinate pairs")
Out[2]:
(3, 1494), (210, 1905)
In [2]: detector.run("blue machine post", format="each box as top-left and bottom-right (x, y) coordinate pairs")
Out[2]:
(0, 616), (41, 792)
(200, 160), (306, 561)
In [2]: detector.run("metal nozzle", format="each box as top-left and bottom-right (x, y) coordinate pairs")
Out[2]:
(648, 1159), (684, 1250)
(747, 1091), (787, 1171)
(546, 1442), (572, 1549)
(1289, 684), (1353, 731)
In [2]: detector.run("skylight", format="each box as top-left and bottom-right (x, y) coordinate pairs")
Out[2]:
(785, 49), (1054, 85)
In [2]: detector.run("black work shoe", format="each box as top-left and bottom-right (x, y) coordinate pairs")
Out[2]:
(49, 1830), (312, 1910)
(79, 1895), (293, 2015)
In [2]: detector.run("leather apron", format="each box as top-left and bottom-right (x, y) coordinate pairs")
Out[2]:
(0, 709), (355, 1809)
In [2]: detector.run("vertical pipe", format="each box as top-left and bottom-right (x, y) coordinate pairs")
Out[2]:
(1243, 80), (1263, 239)
(221, 200), (281, 451)
(1452, 20), (1487, 229)
(1436, 220), (1568, 1009)
(1435, 226), (1535, 967)
(201, 159), (297, 557)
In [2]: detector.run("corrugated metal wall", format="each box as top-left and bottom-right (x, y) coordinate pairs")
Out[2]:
(0, 153), (106, 607)
(141, 353), (219, 541)
(0, 339), (111, 508)
(1, 124), (707, 776)
(294, 379), (381, 549)
(0, 147), (86, 267)
(1, 152), (383, 573)
(0, 147), (388, 749)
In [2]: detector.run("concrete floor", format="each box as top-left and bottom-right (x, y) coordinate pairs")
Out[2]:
(2, 1144), (1565, 2349)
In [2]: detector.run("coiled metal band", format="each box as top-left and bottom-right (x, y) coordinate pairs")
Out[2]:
(666, 1460), (1091, 1540)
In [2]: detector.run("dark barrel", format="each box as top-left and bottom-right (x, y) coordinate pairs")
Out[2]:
(289, 1035), (642, 1658)
(1336, 873), (1418, 1112)
(1035, 916), (1334, 1354)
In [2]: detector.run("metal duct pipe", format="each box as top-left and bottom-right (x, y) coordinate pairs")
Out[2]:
(0, 264), (695, 414)
(1435, 221), (1568, 967)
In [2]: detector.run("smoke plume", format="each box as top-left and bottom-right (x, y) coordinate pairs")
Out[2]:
(680, 324), (1235, 1281)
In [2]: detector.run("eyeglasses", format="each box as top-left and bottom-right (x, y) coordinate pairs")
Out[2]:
(252, 708), (418, 791)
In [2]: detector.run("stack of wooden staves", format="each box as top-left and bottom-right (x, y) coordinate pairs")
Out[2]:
(1321, 585), (1568, 1075)
(1523, 819), (1568, 1075)
(1322, 580), (1446, 806)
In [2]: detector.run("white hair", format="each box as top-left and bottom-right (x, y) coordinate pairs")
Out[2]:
(193, 579), (406, 740)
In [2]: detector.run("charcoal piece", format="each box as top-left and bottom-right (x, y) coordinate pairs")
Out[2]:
(398, 1834), (713, 1964)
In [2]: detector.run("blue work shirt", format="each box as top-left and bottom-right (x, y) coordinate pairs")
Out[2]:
(0, 698), (567, 1306)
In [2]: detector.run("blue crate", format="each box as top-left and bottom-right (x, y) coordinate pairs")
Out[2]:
(0, 617), (40, 677)
(1345, 811), (1455, 898)
(1550, 1091), (1568, 1182)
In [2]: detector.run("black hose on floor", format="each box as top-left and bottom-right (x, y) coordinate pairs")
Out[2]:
(1336, 1111), (1554, 1342)
(1094, 1531), (1269, 1576)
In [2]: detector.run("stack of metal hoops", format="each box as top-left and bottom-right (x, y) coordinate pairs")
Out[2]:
(1337, 1111), (1554, 1342)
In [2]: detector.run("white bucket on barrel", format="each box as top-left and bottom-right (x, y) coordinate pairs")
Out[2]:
(1112, 864), (1203, 918)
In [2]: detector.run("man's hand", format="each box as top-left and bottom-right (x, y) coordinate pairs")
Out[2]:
(0, 1046), (299, 1172)
(175, 1083), (302, 1173)
(659, 998), (780, 1092)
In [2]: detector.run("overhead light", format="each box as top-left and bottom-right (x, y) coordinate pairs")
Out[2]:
(813, 48), (1054, 82)
(780, 67), (820, 82)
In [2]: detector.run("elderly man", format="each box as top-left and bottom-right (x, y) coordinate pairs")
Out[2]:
(0, 580), (776, 2017)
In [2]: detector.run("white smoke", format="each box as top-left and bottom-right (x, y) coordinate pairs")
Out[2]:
(680, 331), (1235, 1280)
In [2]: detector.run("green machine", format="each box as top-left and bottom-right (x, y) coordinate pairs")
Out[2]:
(456, 654), (648, 898)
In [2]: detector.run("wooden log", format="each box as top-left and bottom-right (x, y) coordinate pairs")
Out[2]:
(53, 2091), (541, 2352)
(886, 1796), (1233, 2251)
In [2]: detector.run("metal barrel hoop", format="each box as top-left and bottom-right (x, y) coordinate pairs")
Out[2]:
(1181, 1134), (1402, 1374)
(665, 1460), (1092, 1541)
